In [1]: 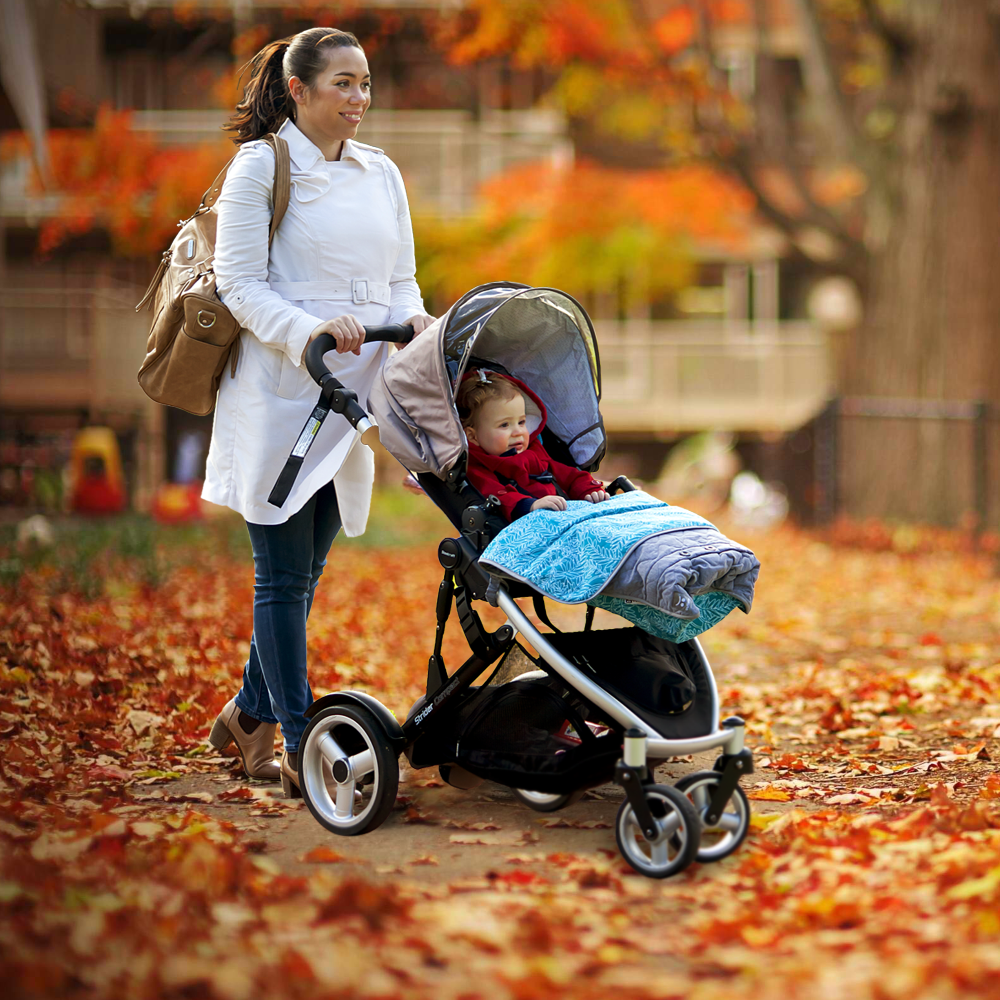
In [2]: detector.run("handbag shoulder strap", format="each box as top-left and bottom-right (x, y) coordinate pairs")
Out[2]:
(261, 132), (291, 246)
(198, 132), (292, 246)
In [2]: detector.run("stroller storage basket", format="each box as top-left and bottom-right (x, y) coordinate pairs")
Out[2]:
(544, 628), (716, 740)
(454, 677), (621, 794)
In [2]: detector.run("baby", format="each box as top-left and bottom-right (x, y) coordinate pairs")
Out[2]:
(456, 369), (610, 521)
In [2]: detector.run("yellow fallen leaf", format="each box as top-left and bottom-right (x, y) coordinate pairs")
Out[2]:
(945, 865), (1000, 901)
(749, 812), (783, 829)
(748, 786), (792, 801)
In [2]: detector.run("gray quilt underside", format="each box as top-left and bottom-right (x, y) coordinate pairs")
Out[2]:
(600, 527), (760, 621)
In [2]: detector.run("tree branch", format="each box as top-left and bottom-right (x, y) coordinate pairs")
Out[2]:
(751, 0), (867, 260)
(788, 0), (869, 163)
(858, 0), (913, 66)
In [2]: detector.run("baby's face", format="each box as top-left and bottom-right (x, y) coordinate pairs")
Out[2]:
(469, 394), (529, 456)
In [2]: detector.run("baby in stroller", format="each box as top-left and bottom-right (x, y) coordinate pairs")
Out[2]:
(456, 369), (609, 519)
(282, 282), (758, 879)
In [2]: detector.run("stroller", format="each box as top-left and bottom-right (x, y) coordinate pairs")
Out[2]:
(276, 282), (754, 878)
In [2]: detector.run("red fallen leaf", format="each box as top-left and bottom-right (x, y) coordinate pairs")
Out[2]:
(771, 754), (812, 771)
(920, 632), (944, 646)
(87, 765), (131, 782)
(491, 869), (547, 886)
(537, 817), (612, 829)
(443, 819), (501, 831)
(930, 783), (954, 807)
(217, 787), (257, 801)
(300, 846), (348, 863)
(403, 806), (439, 824)
(980, 775), (1000, 799)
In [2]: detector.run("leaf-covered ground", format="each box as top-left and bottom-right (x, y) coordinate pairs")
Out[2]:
(2, 499), (1000, 999)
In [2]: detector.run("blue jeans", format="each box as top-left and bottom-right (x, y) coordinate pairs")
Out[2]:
(234, 480), (341, 753)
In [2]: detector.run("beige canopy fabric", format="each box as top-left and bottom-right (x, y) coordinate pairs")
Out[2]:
(368, 283), (605, 479)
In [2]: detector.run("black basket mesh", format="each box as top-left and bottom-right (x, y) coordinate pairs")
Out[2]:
(454, 677), (621, 794)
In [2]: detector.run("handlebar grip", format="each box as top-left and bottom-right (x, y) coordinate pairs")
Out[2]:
(304, 324), (415, 384)
(364, 324), (415, 343)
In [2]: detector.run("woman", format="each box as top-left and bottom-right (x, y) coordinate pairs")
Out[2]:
(205, 27), (434, 796)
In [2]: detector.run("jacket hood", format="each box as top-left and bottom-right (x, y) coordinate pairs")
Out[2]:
(459, 369), (548, 445)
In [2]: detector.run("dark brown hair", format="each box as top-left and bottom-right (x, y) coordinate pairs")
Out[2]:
(456, 372), (520, 427)
(224, 27), (362, 144)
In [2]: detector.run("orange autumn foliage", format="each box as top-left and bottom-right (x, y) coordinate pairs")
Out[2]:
(415, 158), (753, 302)
(1, 106), (234, 257)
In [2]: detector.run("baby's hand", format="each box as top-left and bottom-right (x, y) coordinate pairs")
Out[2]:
(584, 490), (610, 503)
(531, 496), (567, 512)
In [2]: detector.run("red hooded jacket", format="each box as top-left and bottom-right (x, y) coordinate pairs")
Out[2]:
(461, 372), (603, 521)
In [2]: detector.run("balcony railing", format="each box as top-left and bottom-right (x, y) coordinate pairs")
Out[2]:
(2, 108), (571, 219)
(127, 107), (573, 215)
(0, 286), (149, 411)
(1, 289), (831, 436)
(595, 320), (832, 433)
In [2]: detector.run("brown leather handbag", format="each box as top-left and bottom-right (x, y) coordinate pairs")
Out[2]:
(136, 133), (291, 416)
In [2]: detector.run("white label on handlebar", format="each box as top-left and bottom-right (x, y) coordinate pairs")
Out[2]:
(292, 416), (322, 458)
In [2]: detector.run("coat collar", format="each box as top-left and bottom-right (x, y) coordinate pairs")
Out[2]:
(278, 118), (371, 171)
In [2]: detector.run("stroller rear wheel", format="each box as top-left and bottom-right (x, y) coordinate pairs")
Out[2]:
(511, 788), (583, 812)
(615, 783), (700, 878)
(299, 704), (399, 836)
(675, 771), (750, 862)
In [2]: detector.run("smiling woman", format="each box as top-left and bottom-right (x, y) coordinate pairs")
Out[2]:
(203, 27), (435, 797)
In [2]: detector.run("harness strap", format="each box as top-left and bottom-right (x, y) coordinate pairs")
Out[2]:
(532, 593), (561, 633)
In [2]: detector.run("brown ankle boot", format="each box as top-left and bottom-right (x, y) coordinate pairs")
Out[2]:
(208, 698), (281, 781)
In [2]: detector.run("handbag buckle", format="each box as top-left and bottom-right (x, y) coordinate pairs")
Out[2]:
(351, 279), (369, 305)
(197, 310), (217, 328)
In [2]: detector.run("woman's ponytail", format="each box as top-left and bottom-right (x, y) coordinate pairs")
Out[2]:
(224, 28), (362, 145)
(224, 38), (296, 144)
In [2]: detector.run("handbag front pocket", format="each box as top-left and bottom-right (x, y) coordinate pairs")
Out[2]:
(182, 293), (240, 348)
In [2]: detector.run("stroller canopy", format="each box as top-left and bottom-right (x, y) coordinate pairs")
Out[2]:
(368, 283), (605, 479)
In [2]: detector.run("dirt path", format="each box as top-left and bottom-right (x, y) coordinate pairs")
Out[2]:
(133, 748), (760, 882)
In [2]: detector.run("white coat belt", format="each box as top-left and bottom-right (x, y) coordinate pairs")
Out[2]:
(269, 279), (391, 306)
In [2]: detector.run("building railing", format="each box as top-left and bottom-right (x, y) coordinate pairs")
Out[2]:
(127, 107), (572, 215)
(2, 289), (831, 437)
(594, 319), (832, 433)
(0, 286), (149, 411)
(2, 108), (571, 219)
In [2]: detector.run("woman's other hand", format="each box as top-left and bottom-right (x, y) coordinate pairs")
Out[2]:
(306, 314), (366, 357)
(401, 473), (425, 496)
(397, 313), (435, 349)
(531, 496), (567, 513)
(584, 490), (610, 503)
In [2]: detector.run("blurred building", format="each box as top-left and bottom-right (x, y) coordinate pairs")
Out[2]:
(0, 0), (834, 517)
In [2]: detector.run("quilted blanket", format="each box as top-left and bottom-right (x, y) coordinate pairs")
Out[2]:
(479, 491), (759, 643)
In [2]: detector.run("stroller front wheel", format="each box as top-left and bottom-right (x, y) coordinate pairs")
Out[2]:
(299, 704), (399, 837)
(675, 770), (750, 863)
(615, 783), (700, 878)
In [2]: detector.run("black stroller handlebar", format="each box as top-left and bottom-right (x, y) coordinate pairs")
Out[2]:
(269, 324), (415, 508)
(304, 324), (415, 385)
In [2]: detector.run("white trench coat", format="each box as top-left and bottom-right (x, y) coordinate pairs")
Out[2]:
(202, 117), (425, 533)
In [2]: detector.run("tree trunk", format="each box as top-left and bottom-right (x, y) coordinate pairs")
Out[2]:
(839, 0), (1000, 525)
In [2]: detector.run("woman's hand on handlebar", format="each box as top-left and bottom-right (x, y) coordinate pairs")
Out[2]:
(306, 315), (366, 357)
(398, 312), (436, 349)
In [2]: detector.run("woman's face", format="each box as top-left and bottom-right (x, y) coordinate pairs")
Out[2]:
(291, 45), (371, 146)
